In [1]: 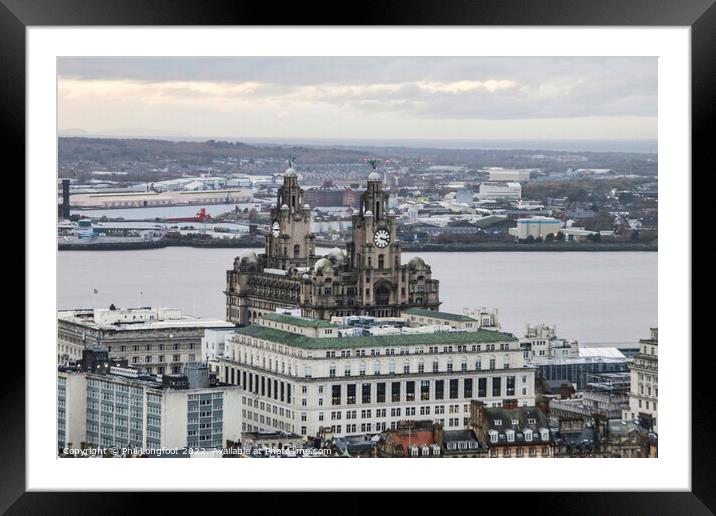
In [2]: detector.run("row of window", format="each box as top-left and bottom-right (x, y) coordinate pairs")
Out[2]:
(326, 356), (513, 377)
(327, 377), (521, 405)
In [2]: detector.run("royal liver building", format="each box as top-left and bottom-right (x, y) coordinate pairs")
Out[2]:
(225, 162), (440, 325)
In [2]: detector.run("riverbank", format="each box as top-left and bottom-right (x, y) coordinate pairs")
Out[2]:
(59, 237), (657, 252)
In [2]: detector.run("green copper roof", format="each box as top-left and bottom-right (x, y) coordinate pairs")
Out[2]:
(403, 307), (477, 322)
(235, 324), (515, 350)
(262, 312), (337, 328)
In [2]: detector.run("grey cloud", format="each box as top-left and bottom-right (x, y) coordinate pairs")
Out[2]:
(58, 56), (657, 121)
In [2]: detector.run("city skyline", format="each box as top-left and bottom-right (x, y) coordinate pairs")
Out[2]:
(58, 57), (657, 141)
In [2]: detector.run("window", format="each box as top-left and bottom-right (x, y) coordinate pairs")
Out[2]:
(492, 377), (502, 397)
(478, 378), (487, 398)
(376, 383), (386, 403)
(391, 382), (400, 402)
(464, 378), (473, 398)
(449, 379), (459, 399)
(435, 380), (444, 400)
(331, 385), (341, 406)
(406, 381), (415, 402)
(347, 384), (356, 405)
(362, 384), (371, 404)
(506, 376), (515, 396)
(433, 360), (439, 373)
(420, 380), (430, 401)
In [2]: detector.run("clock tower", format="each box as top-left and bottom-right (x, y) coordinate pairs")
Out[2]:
(348, 163), (403, 314)
(265, 160), (316, 269)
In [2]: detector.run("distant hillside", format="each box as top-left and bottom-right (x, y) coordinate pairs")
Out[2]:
(58, 137), (375, 165)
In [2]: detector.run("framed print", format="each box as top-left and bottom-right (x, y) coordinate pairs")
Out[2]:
(7, 0), (710, 512)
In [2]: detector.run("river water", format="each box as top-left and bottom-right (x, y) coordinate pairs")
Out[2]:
(57, 249), (656, 344)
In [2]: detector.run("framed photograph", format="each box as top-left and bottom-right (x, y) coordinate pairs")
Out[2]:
(9, 0), (708, 511)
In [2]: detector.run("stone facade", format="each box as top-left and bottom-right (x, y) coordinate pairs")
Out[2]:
(226, 165), (440, 325)
(623, 328), (658, 432)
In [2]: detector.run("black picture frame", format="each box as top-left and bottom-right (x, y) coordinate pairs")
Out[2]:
(6, 0), (708, 512)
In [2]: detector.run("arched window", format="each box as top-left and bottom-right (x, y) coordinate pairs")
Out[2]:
(375, 284), (390, 305)
(293, 244), (300, 258)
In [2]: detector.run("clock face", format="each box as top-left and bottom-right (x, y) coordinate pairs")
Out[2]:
(374, 229), (391, 248)
(271, 221), (281, 238)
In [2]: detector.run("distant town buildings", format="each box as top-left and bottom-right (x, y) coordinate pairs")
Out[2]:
(304, 181), (360, 208)
(508, 216), (561, 240)
(476, 181), (522, 201)
(485, 168), (533, 182)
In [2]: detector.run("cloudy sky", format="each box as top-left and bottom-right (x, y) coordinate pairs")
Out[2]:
(57, 57), (657, 141)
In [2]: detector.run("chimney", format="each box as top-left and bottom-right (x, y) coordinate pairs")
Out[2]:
(503, 399), (518, 410)
(62, 179), (71, 218)
(537, 395), (554, 415)
(432, 421), (444, 446)
(560, 383), (573, 399)
(469, 400), (486, 428)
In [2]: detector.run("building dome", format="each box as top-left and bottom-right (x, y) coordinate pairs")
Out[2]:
(408, 256), (427, 268)
(326, 247), (346, 262)
(364, 210), (373, 217)
(281, 204), (289, 210)
(240, 250), (258, 263)
(313, 257), (334, 273)
(368, 171), (381, 181)
(284, 167), (297, 177)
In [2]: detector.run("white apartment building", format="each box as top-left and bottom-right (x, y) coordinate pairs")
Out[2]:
(623, 328), (658, 432)
(58, 363), (242, 454)
(520, 324), (579, 360)
(476, 182), (522, 201)
(210, 311), (536, 439)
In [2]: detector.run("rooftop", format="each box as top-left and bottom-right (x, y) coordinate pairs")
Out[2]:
(57, 307), (233, 331)
(403, 307), (477, 323)
(262, 312), (336, 328)
(233, 323), (516, 349)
